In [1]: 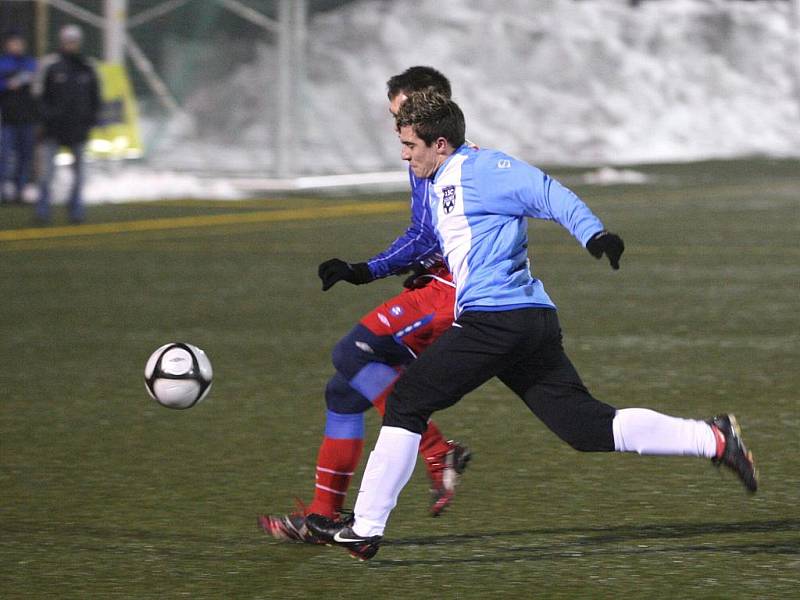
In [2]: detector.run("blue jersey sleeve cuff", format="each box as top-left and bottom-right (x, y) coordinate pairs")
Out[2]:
(365, 260), (380, 279)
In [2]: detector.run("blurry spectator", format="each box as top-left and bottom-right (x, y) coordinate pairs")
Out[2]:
(34, 24), (100, 224)
(0, 30), (37, 205)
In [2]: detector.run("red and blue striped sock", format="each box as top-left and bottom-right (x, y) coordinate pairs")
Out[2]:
(307, 411), (365, 518)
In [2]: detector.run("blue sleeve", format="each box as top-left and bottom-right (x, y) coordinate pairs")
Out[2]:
(0, 57), (37, 91)
(0, 57), (13, 91)
(475, 151), (604, 246)
(365, 173), (440, 279)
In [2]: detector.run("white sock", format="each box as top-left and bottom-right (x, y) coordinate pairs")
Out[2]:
(612, 408), (717, 458)
(352, 426), (421, 537)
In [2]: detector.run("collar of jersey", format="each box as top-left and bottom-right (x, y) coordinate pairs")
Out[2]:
(432, 143), (471, 184)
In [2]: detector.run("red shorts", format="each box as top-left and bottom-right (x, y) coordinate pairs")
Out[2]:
(360, 277), (456, 357)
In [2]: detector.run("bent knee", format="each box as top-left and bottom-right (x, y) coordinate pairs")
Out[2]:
(332, 324), (412, 376)
(331, 325), (380, 376)
(325, 373), (372, 414)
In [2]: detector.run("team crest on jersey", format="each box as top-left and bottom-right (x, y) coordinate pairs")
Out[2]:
(441, 185), (456, 214)
(389, 305), (404, 317)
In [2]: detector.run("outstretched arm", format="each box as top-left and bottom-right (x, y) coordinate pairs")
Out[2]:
(364, 201), (440, 279)
(318, 172), (440, 291)
(477, 152), (624, 269)
(535, 172), (625, 269)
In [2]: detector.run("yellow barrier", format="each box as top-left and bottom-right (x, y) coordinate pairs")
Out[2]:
(87, 62), (142, 159)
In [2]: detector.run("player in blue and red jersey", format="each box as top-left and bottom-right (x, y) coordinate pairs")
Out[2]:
(259, 68), (471, 543)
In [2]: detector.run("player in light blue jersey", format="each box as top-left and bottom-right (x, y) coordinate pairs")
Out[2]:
(428, 145), (606, 315)
(307, 90), (758, 560)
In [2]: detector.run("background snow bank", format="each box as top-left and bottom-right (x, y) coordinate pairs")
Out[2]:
(146, 0), (800, 173)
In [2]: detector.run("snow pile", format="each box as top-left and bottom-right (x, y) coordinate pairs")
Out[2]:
(144, 0), (800, 174)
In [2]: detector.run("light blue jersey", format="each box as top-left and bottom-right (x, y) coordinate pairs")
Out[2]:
(427, 145), (605, 316)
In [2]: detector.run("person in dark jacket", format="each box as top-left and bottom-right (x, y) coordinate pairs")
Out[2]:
(35, 24), (100, 223)
(0, 30), (38, 204)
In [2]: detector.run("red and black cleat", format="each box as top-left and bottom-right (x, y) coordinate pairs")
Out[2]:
(708, 414), (758, 493)
(257, 511), (325, 544)
(426, 440), (472, 517)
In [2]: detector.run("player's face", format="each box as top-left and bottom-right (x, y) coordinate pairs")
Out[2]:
(61, 39), (81, 54)
(5, 38), (25, 55)
(399, 125), (447, 179)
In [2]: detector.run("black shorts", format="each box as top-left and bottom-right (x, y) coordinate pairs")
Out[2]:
(383, 307), (616, 452)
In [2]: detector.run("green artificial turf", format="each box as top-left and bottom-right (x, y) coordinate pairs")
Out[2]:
(1, 159), (798, 599)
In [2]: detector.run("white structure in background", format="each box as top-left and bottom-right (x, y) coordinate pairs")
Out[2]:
(794, 0), (800, 112)
(142, 0), (800, 177)
(103, 0), (125, 64)
(18, 0), (307, 176)
(10, 0), (800, 200)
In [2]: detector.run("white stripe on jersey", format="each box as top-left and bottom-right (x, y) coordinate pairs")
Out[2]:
(431, 153), (470, 317)
(415, 274), (456, 288)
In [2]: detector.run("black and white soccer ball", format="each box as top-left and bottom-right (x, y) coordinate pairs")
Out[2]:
(144, 343), (213, 409)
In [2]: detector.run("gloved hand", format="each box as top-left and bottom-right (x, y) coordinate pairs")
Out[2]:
(400, 262), (430, 289)
(318, 258), (374, 291)
(586, 230), (625, 270)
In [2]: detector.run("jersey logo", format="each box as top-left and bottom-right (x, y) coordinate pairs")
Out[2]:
(355, 341), (375, 354)
(389, 305), (404, 317)
(442, 185), (456, 214)
(497, 159), (511, 169)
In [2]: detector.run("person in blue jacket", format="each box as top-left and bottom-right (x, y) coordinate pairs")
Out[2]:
(307, 90), (758, 560)
(0, 30), (37, 205)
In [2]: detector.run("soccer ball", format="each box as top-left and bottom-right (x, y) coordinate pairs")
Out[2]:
(144, 343), (213, 409)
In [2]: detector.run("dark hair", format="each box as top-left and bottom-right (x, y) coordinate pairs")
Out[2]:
(3, 28), (23, 41)
(386, 66), (451, 100)
(395, 90), (465, 148)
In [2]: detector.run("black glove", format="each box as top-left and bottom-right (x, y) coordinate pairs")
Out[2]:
(318, 258), (374, 291)
(586, 230), (625, 270)
(400, 262), (429, 289)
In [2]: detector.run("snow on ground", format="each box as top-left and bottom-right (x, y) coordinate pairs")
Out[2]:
(20, 0), (788, 203)
(33, 164), (245, 205)
(82, 166), (244, 202)
(579, 167), (651, 185)
(24, 162), (649, 205)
